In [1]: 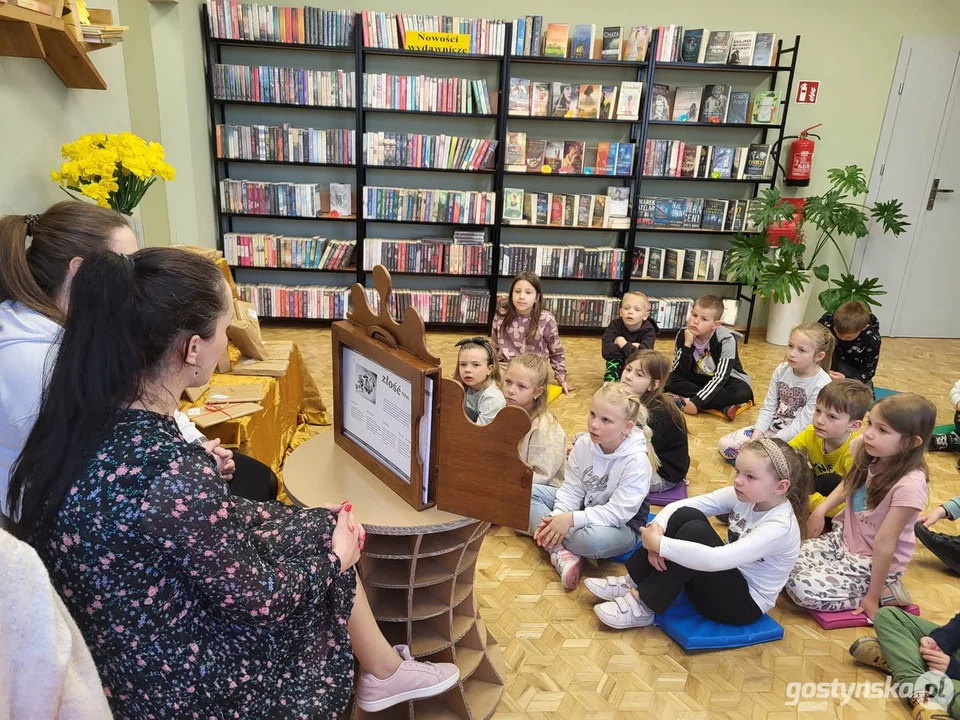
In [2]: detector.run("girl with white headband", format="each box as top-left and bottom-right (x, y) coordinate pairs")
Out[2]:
(587, 437), (812, 630)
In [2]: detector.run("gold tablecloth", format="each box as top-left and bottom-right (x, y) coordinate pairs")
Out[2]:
(176, 257), (328, 501)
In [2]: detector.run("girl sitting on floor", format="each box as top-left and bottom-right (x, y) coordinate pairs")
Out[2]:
(503, 353), (566, 491)
(587, 438), (810, 629)
(621, 349), (690, 494)
(453, 337), (505, 426)
(718, 322), (834, 459)
(6, 248), (458, 718)
(531, 383), (657, 590)
(491, 272), (570, 395)
(786, 392), (936, 619)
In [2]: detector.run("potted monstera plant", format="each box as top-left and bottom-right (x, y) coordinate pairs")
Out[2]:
(724, 165), (909, 345)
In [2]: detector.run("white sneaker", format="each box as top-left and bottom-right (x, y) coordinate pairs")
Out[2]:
(594, 592), (655, 629)
(550, 547), (584, 590)
(881, 577), (912, 606)
(584, 574), (637, 601)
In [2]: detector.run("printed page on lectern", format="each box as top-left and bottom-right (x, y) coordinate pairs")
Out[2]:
(341, 345), (413, 484)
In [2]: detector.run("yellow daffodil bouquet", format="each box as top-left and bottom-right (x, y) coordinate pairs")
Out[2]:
(51, 132), (175, 214)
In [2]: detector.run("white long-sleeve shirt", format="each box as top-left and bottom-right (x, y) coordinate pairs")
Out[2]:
(950, 379), (960, 410)
(755, 362), (831, 442)
(553, 429), (651, 529)
(653, 486), (801, 613)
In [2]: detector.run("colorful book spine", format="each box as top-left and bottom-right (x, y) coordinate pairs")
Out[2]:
(362, 238), (491, 274)
(207, 0), (356, 46)
(500, 244), (624, 280)
(224, 234), (355, 270)
(361, 11), (505, 55)
(362, 132), (497, 170)
(363, 187), (496, 225)
(362, 74), (489, 114)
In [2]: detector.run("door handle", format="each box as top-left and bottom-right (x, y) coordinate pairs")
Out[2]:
(927, 178), (954, 209)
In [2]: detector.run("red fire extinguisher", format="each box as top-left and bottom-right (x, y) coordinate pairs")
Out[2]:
(783, 124), (822, 187)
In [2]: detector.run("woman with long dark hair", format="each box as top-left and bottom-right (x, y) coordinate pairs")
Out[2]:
(7, 247), (458, 718)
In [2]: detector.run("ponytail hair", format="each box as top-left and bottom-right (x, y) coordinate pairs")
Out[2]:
(740, 437), (813, 539)
(792, 321), (835, 371)
(593, 382), (660, 473)
(7, 247), (229, 540)
(0, 201), (129, 324)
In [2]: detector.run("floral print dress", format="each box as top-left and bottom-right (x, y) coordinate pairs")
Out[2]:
(33, 409), (356, 719)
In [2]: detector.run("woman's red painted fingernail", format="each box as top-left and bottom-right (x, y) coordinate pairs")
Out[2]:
(344, 503), (352, 512)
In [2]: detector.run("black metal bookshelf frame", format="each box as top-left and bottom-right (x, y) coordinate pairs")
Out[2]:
(202, 8), (799, 340)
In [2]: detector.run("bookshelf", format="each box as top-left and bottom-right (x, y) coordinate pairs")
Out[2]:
(202, 5), (800, 342)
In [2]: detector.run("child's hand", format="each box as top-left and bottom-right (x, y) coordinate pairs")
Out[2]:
(681, 399), (698, 416)
(614, 336), (628, 348)
(534, 513), (574, 547)
(751, 429), (765, 441)
(647, 549), (667, 571)
(683, 329), (695, 347)
(202, 438), (235, 481)
(560, 380), (572, 395)
(807, 510), (826, 539)
(852, 593), (881, 621)
(919, 505), (948, 528)
(920, 637), (951, 673)
(828, 370), (845, 382)
(639, 523), (664, 554)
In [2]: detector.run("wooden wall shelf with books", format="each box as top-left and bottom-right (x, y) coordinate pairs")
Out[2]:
(0, 3), (108, 90)
(202, 2), (801, 343)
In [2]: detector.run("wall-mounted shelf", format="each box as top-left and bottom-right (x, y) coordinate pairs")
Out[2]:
(0, 3), (112, 89)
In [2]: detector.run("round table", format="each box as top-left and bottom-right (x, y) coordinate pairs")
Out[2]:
(284, 431), (506, 719)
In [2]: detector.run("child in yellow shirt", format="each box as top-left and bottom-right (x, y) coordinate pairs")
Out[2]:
(789, 380), (874, 519)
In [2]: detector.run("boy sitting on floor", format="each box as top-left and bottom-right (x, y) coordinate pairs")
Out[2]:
(915, 494), (960, 575)
(789, 379), (873, 524)
(601, 291), (658, 382)
(928, 379), (960, 470)
(851, 606), (960, 720)
(818, 300), (882, 394)
(664, 295), (753, 421)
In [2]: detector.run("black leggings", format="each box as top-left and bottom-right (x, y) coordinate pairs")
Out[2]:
(663, 374), (754, 411)
(624, 507), (763, 625)
(229, 452), (279, 502)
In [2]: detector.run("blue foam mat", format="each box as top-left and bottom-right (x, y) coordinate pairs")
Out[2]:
(655, 591), (784, 651)
(873, 387), (899, 400)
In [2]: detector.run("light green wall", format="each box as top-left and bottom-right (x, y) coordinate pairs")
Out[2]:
(0, 0), (131, 218)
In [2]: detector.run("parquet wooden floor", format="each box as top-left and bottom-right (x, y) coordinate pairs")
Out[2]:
(263, 323), (960, 719)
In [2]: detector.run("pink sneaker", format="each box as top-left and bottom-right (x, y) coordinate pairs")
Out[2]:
(550, 547), (584, 590)
(356, 645), (460, 712)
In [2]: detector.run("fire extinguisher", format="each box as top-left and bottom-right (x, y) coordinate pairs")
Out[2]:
(778, 124), (822, 187)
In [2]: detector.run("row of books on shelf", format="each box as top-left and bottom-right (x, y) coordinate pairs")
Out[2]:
(362, 74), (492, 114)
(206, 0), (355, 46)
(651, 84), (781, 124)
(216, 124), (355, 165)
(643, 141), (770, 180)
(505, 134), (634, 176)
(510, 20), (648, 61)
(363, 234), (492, 274)
(212, 64), (355, 107)
(363, 187), (496, 225)
(508, 79), (643, 120)
(204, 0), (780, 68)
(360, 11), (507, 55)
(503, 188), (630, 229)
(364, 132), (498, 171)
(537, 293), (692, 330)
(225, 234), (356, 270)
(500, 245), (624, 279)
(637, 196), (758, 233)
(220, 180), (354, 217)
(238, 283), (354, 320)
(632, 246), (728, 282)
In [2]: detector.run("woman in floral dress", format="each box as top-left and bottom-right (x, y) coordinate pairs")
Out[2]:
(6, 248), (458, 718)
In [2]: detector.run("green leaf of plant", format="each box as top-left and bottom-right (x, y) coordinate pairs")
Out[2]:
(813, 264), (831, 282)
(817, 273), (886, 313)
(827, 165), (868, 196)
(756, 253), (810, 304)
(870, 199), (910, 236)
(723, 232), (772, 285)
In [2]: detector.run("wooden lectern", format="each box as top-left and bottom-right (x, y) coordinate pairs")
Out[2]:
(330, 266), (533, 530)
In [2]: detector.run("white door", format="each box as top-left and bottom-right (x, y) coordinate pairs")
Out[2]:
(855, 38), (960, 338)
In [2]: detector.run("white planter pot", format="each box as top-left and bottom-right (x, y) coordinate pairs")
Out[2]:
(766, 277), (814, 346)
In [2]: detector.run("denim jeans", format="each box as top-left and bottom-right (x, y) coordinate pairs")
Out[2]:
(528, 484), (640, 559)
